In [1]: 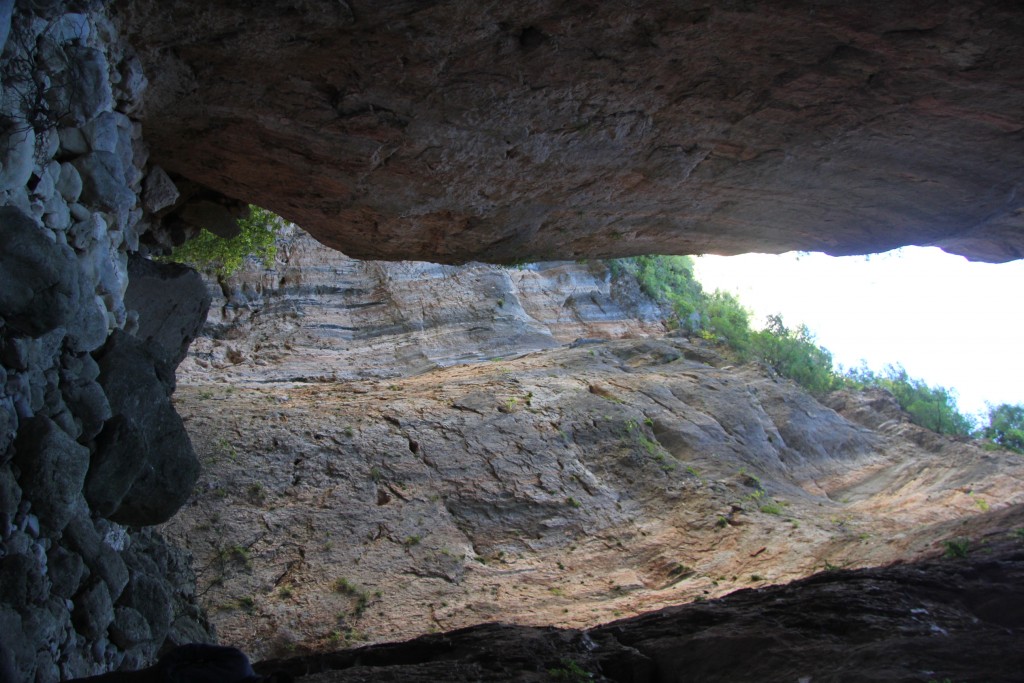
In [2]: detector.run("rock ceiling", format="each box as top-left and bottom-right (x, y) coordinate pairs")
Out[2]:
(116, 0), (1024, 264)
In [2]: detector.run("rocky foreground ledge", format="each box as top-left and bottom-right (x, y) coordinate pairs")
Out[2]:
(254, 536), (1024, 682)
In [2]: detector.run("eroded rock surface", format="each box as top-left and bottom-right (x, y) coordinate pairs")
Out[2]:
(251, 538), (1024, 682)
(167, 337), (1024, 660)
(178, 225), (665, 383)
(116, 0), (1024, 263)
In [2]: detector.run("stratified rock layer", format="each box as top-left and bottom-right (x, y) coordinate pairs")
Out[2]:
(178, 225), (665, 383)
(116, 0), (1024, 263)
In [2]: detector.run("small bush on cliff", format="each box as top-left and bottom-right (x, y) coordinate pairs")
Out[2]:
(842, 364), (975, 437)
(168, 205), (283, 277)
(980, 403), (1024, 454)
(609, 255), (750, 348)
(750, 315), (838, 396)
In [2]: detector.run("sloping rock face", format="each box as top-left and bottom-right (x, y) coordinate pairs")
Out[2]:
(252, 538), (1024, 682)
(178, 226), (665, 382)
(114, 0), (1024, 263)
(166, 337), (1024, 660)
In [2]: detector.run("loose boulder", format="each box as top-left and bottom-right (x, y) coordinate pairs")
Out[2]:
(91, 331), (200, 526)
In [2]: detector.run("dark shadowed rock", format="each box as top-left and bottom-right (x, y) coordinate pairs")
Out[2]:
(0, 553), (47, 606)
(118, 572), (172, 646)
(93, 331), (199, 526)
(12, 415), (89, 534)
(0, 207), (80, 337)
(63, 510), (129, 600)
(0, 466), (20, 535)
(84, 414), (146, 518)
(71, 151), (135, 217)
(124, 255), (211, 370)
(59, 351), (112, 442)
(117, 0), (1024, 264)
(71, 579), (114, 640)
(46, 544), (86, 600)
(109, 606), (152, 650)
(62, 45), (113, 125)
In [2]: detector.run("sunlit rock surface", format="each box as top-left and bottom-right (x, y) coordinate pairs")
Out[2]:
(248, 537), (1024, 682)
(167, 337), (1024, 662)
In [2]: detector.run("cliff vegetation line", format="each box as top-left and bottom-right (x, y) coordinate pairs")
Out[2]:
(170, 214), (1024, 450)
(607, 254), (1023, 447)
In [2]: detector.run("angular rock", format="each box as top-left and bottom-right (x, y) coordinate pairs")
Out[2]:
(0, 607), (33, 683)
(0, 466), (20, 535)
(12, 415), (89, 534)
(58, 127), (90, 157)
(63, 45), (113, 126)
(63, 509), (129, 600)
(60, 352), (111, 441)
(0, 206), (80, 337)
(118, 573), (172, 645)
(0, 401), (15, 460)
(72, 579), (114, 640)
(84, 414), (145, 518)
(46, 544), (86, 600)
(117, 54), (148, 116)
(109, 606), (152, 649)
(82, 111), (121, 154)
(65, 289), (110, 354)
(43, 12), (91, 45)
(141, 165), (178, 213)
(71, 151), (135, 218)
(56, 162), (84, 203)
(0, 0), (12, 57)
(0, 553), (47, 605)
(93, 331), (200, 526)
(124, 255), (210, 369)
(0, 127), (35, 193)
(22, 599), (71, 659)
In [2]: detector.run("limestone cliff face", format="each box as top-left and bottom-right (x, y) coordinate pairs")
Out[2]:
(166, 337), (1024, 662)
(115, 0), (1024, 263)
(178, 226), (666, 382)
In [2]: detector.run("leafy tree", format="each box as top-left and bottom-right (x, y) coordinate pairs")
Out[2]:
(981, 403), (1024, 453)
(167, 205), (283, 277)
(750, 315), (837, 396)
(609, 255), (751, 349)
(703, 290), (751, 353)
(609, 255), (706, 330)
(843, 364), (975, 436)
(609, 255), (986, 440)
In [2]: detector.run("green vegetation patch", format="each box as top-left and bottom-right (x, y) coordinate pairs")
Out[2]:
(610, 255), (1021, 444)
(165, 205), (284, 277)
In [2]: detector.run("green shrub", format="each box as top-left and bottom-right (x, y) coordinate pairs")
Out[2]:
(750, 315), (837, 396)
(166, 205), (283, 277)
(980, 403), (1024, 453)
(843, 364), (975, 436)
(704, 290), (752, 352)
(943, 537), (970, 558)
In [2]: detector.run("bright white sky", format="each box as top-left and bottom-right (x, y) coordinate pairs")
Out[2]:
(692, 247), (1024, 418)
